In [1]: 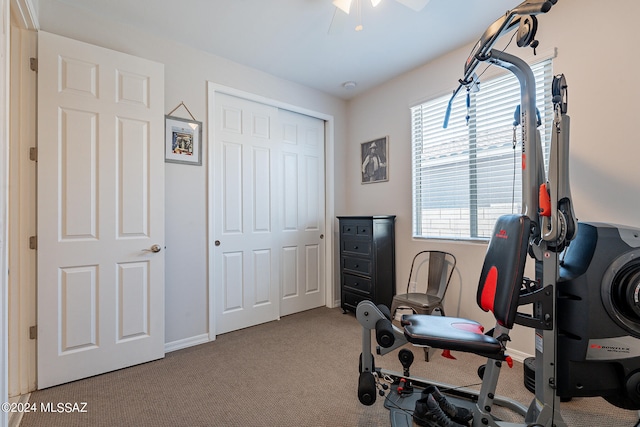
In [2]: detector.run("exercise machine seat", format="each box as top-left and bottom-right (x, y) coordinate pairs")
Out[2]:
(403, 315), (500, 355)
(401, 214), (531, 358)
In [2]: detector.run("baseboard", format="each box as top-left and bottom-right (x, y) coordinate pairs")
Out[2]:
(8, 393), (30, 427)
(164, 333), (210, 353)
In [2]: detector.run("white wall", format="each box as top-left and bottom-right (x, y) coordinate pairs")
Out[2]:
(33, 0), (640, 359)
(36, 0), (348, 346)
(343, 0), (640, 357)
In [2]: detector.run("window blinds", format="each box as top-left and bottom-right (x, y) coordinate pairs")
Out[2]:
(411, 59), (553, 239)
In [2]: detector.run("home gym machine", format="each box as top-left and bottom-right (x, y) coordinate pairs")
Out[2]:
(355, 1), (640, 426)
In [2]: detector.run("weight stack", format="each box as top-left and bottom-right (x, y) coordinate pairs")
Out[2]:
(523, 357), (535, 393)
(523, 356), (572, 401)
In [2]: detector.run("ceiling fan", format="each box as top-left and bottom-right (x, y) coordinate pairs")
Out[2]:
(330, 0), (431, 33)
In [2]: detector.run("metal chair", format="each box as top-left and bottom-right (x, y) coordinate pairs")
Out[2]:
(390, 250), (456, 359)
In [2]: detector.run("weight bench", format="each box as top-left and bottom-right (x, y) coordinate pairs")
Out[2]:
(403, 214), (529, 363)
(357, 214), (532, 427)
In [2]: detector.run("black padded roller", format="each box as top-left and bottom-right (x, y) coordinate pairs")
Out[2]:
(375, 318), (395, 348)
(358, 371), (377, 406)
(376, 304), (392, 320)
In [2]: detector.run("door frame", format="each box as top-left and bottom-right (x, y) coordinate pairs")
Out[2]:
(0, 1), (5, 420)
(206, 82), (336, 341)
(7, 21), (37, 399)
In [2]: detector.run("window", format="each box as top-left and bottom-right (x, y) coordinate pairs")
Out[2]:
(411, 59), (553, 240)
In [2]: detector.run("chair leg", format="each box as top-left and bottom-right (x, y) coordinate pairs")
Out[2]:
(422, 346), (437, 362)
(390, 301), (399, 322)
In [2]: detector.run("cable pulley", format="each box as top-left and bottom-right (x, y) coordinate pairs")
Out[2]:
(516, 15), (539, 50)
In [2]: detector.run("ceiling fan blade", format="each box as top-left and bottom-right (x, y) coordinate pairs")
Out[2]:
(328, 7), (349, 35)
(395, 0), (431, 12)
(332, 0), (353, 14)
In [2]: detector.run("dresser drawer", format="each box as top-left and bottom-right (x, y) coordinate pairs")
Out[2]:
(341, 221), (372, 237)
(342, 273), (372, 295)
(342, 291), (369, 312)
(341, 239), (371, 256)
(355, 224), (372, 237)
(342, 256), (371, 276)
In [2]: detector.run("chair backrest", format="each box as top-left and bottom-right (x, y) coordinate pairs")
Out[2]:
(406, 250), (456, 300)
(477, 214), (530, 329)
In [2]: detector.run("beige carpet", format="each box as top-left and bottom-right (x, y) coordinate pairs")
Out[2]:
(19, 307), (640, 426)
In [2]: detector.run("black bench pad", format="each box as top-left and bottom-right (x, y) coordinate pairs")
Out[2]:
(402, 314), (502, 356)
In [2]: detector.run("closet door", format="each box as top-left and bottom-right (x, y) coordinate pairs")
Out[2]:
(279, 109), (325, 316)
(213, 93), (281, 334)
(212, 93), (325, 334)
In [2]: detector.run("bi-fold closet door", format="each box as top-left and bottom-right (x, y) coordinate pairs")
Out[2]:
(213, 93), (325, 335)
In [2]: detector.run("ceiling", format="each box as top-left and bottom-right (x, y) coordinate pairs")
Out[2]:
(51, 0), (522, 99)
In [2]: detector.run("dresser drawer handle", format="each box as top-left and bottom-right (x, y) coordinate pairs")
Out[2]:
(354, 264), (359, 268)
(353, 245), (358, 250)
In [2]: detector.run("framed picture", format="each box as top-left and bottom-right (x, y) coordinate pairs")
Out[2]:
(361, 136), (388, 184)
(165, 115), (202, 165)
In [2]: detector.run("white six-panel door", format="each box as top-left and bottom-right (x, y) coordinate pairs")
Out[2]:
(279, 110), (325, 316)
(213, 93), (281, 334)
(213, 93), (325, 335)
(37, 32), (165, 388)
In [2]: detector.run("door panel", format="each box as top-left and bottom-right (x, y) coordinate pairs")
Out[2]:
(278, 110), (325, 316)
(37, 32), (164, 388)
(118, 117), (151, 236)
(60, 266), (97, 352)
(117, 262), (150, 341)
(214, 94), (280, 334)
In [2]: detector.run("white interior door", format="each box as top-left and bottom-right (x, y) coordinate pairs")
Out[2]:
(37, 32), (165, 389)
(213, 93), (326, 335)
(213, 93), (281, 335)
(278, 110), (325, 316)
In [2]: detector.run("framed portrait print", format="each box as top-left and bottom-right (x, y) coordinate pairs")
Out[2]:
(165, 115), (202, 165)
(361, 136), (388, 184)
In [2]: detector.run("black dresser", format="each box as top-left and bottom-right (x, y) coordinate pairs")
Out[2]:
(337, 216), (396, 313)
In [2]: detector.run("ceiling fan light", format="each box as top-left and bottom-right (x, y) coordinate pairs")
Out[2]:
(332, 0), (352, 14)
(395, 0), (430, 12)
(371, 0), (382, 7)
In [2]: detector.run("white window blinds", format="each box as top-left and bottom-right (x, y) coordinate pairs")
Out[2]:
(411, 59), (553, 240)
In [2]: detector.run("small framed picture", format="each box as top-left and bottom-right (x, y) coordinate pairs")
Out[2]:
(361, 136), (388, 184)
(165, 115), (202, 165)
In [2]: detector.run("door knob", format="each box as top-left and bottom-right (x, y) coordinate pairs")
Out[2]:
(215, 240), (221, 246)
(143, 244), (162, 253)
